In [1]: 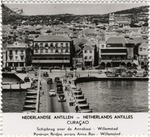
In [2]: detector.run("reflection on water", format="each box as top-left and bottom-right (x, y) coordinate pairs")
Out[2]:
(2, 91), (26, 112)
(77, 81), (148, 112)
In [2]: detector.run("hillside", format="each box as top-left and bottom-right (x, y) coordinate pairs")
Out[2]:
(2, 4), (22, 24)
(2, 4), (149, 25)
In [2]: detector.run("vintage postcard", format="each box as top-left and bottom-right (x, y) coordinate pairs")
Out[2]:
(1, 0), (149, 136)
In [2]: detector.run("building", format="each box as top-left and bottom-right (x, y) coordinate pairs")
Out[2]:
(2, 42), (7, 68)
(2, 48), (7, 68)
(7, 41), (27, 68)
(99, 36), (134, 67)
(83, 41), (98, 67)
(83, 45), (94, 67)
(32, 35), (73, 67)
(109, 13), (131, 28)
(138, 43), (149, 67)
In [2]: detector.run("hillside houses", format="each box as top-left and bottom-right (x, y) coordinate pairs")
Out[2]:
(2, 5), (149, 71)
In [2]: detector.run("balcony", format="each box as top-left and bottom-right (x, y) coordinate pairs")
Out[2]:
(32, 60), (70, 63)
(101, 53), (126, 55)
(9, 54), (13, 57)
(100, 59), (133, 63)
(20, 53), (24, 57)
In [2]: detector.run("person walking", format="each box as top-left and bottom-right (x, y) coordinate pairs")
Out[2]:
(75, 104), (79, 113)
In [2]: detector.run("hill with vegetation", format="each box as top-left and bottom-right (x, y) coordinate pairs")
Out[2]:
(2, 4), (149, 25)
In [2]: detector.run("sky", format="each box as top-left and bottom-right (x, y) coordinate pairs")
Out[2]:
(6, 3), (148, 15)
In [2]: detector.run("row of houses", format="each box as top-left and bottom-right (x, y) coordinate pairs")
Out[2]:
(2, 35), (149, 69)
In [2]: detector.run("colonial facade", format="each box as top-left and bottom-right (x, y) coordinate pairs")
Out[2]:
(83, 41), (98, 67)
(138, 43), (149, 67)
(83, 45), (94, 67)
(99, 36), (134, 67)
(32, 35), (73, 67)
(7, 42), (27, 68)
(2, 48), (7, 68)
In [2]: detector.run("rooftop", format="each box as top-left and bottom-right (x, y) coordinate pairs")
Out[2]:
(107, 36), (128, 44)
(139, 43), (149, 48)
(34, 35), (72, 42)
(83, 44), (94, 51)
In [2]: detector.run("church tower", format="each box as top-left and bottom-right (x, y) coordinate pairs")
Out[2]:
(109, 13), (115, 26)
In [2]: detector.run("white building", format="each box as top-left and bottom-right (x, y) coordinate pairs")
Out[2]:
(7, 42), (27, 68)
(83, 41), (95, 67)
(32, 35), (73, 67)
(2, 48), (7, 68)
(138, 43), (149, 67)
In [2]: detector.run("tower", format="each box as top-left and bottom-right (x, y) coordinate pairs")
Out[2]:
(109, 13), (115, 26)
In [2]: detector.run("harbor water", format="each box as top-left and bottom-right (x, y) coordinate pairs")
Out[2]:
(77, 81), (148, 112)
(2, 91), (26, 112)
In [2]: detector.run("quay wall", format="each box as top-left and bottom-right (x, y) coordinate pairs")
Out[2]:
(75, 76), (148, 84)
(2, 73), (24, 84)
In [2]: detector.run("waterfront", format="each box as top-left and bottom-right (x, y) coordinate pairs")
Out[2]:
(2, 91), (26, 112)
(77, 81), (148, 112)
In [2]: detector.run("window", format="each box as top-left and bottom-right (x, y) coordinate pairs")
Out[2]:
(61, 43), (63, 47)
(101, 45), (104, 48)
(140, 48), (142, 51)
(21, 50), (23, 54)
(84, 50), (87, 53)
(9, 50), (12, 54)
(46, 49), (48, 53)
(66, 49), (69, 53)
(41, 49), (43, 53)
(40, 43), (43, 47)
(9, 56), (13, 60)
(55, 49), (58, 53)
(89, 56), (92, 59)
(45, 43), (48, 49)
(21, 56), (24, 60)
(35, 49), (38, 53)
(15, 56), (18, 60)
(51, 49), (53, 53)
(66, 43), (69, 48)
(84, 56), (87, 60)
(90, 50), (92, 53)
(50, 43), (53, 48)
(140, 55), (143, 59)
(15, 50), (18, 54)
(35, 43), (39, 49)
(55, 43), (58, 48)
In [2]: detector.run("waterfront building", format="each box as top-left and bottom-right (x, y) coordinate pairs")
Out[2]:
(7, 41), (27, 68)
(138, 43), (149, 67)
(83, 41), (98, 67)
(99, 36), (134, 67)
(32, 35), (74, 67)
(2, 49), (7, 68)
(73, 38), (88, 68)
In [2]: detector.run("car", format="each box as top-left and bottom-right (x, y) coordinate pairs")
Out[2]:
(47, 78), (53, 84)
(56, 81), (62, 87)
(24, 76), (30, 82)
(43, 72), (49, 77)
(55, 77), (60, 82)
(57, 87), (63, 94)
(49, 89), (56, 97)
(58, 94), (66, 102)
(57, 83), (63, 88)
